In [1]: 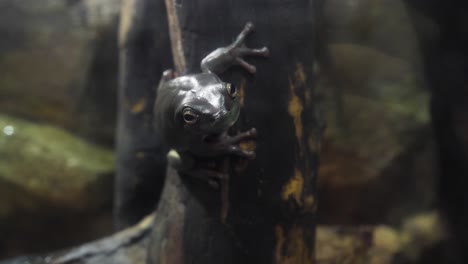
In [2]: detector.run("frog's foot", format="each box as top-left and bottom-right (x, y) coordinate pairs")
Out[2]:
(225, 128), (257, 145)
(229, 23), (270, 74)
(207, 128), (257, 159)
(200, 22), (269, 74)
(231, 22), (255, 47)
(226, 145), (256, 160)
(232, 47), (269, 74)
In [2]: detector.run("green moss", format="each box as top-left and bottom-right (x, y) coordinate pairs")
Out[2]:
(0, 114), (114, 209)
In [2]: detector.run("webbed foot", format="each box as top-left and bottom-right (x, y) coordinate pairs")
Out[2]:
(200, 22), (269, 74)
(206, 128), (257, 159)
(229, 22), (269, 73)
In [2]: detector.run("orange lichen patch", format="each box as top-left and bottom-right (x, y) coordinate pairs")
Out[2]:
(130, 98), (146, 114)
(288, 78), (304, 143)
(274, 225), (314, 264)
(238, 78), (246, 106)
(282, 169), (304, 205)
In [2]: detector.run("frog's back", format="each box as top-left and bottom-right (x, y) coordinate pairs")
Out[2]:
(160, 72), (221, 93)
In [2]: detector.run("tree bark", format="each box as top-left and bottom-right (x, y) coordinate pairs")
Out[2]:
(148, 0), (323, 263)
(114, 0), (172, 229)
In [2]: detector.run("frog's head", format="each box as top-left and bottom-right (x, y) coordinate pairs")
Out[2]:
(175, 80), (240, 136)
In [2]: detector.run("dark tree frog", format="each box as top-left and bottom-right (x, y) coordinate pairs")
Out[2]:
(154, 22), (268, 186)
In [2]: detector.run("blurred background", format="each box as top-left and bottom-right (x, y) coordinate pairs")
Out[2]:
(0, 0), (119, 258)
(0, 0), (466, 263)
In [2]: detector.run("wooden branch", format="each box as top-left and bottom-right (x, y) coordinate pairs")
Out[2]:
(164, 0), (186, 73)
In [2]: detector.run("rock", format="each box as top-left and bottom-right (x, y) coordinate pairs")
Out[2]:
(317, 44), (435, 224)
(0, 0), (121, 146)
(323, 0), (422, 62)
(0, 114), (114, 212)
(0, 114), (115, 258)
(316, 212), (445, 264)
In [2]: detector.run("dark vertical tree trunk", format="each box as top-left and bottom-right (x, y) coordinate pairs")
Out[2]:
(114, 0), (172, 229)
(148, 0), (323, 263)
(406, 0), (468, 262)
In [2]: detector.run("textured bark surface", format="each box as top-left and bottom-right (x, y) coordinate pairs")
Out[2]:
(148, 0), (322, 263)
(114, 0), (172, 229)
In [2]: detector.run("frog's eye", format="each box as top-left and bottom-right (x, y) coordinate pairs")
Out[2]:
(182, 108), (199, 124)
(226, 83), (237, 98)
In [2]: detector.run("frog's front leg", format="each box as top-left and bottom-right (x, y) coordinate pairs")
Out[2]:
(201, 22), (269, 74)
(205, 128), (258, 159)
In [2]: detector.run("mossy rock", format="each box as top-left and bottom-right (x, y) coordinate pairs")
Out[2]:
(323, 0), (421, 61)
(320, 44), (429, 184)
(317, 44), (434, 223)
(0, 114), (115, 216)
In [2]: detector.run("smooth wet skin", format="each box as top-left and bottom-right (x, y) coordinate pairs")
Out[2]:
(154, 22), (268, 184)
